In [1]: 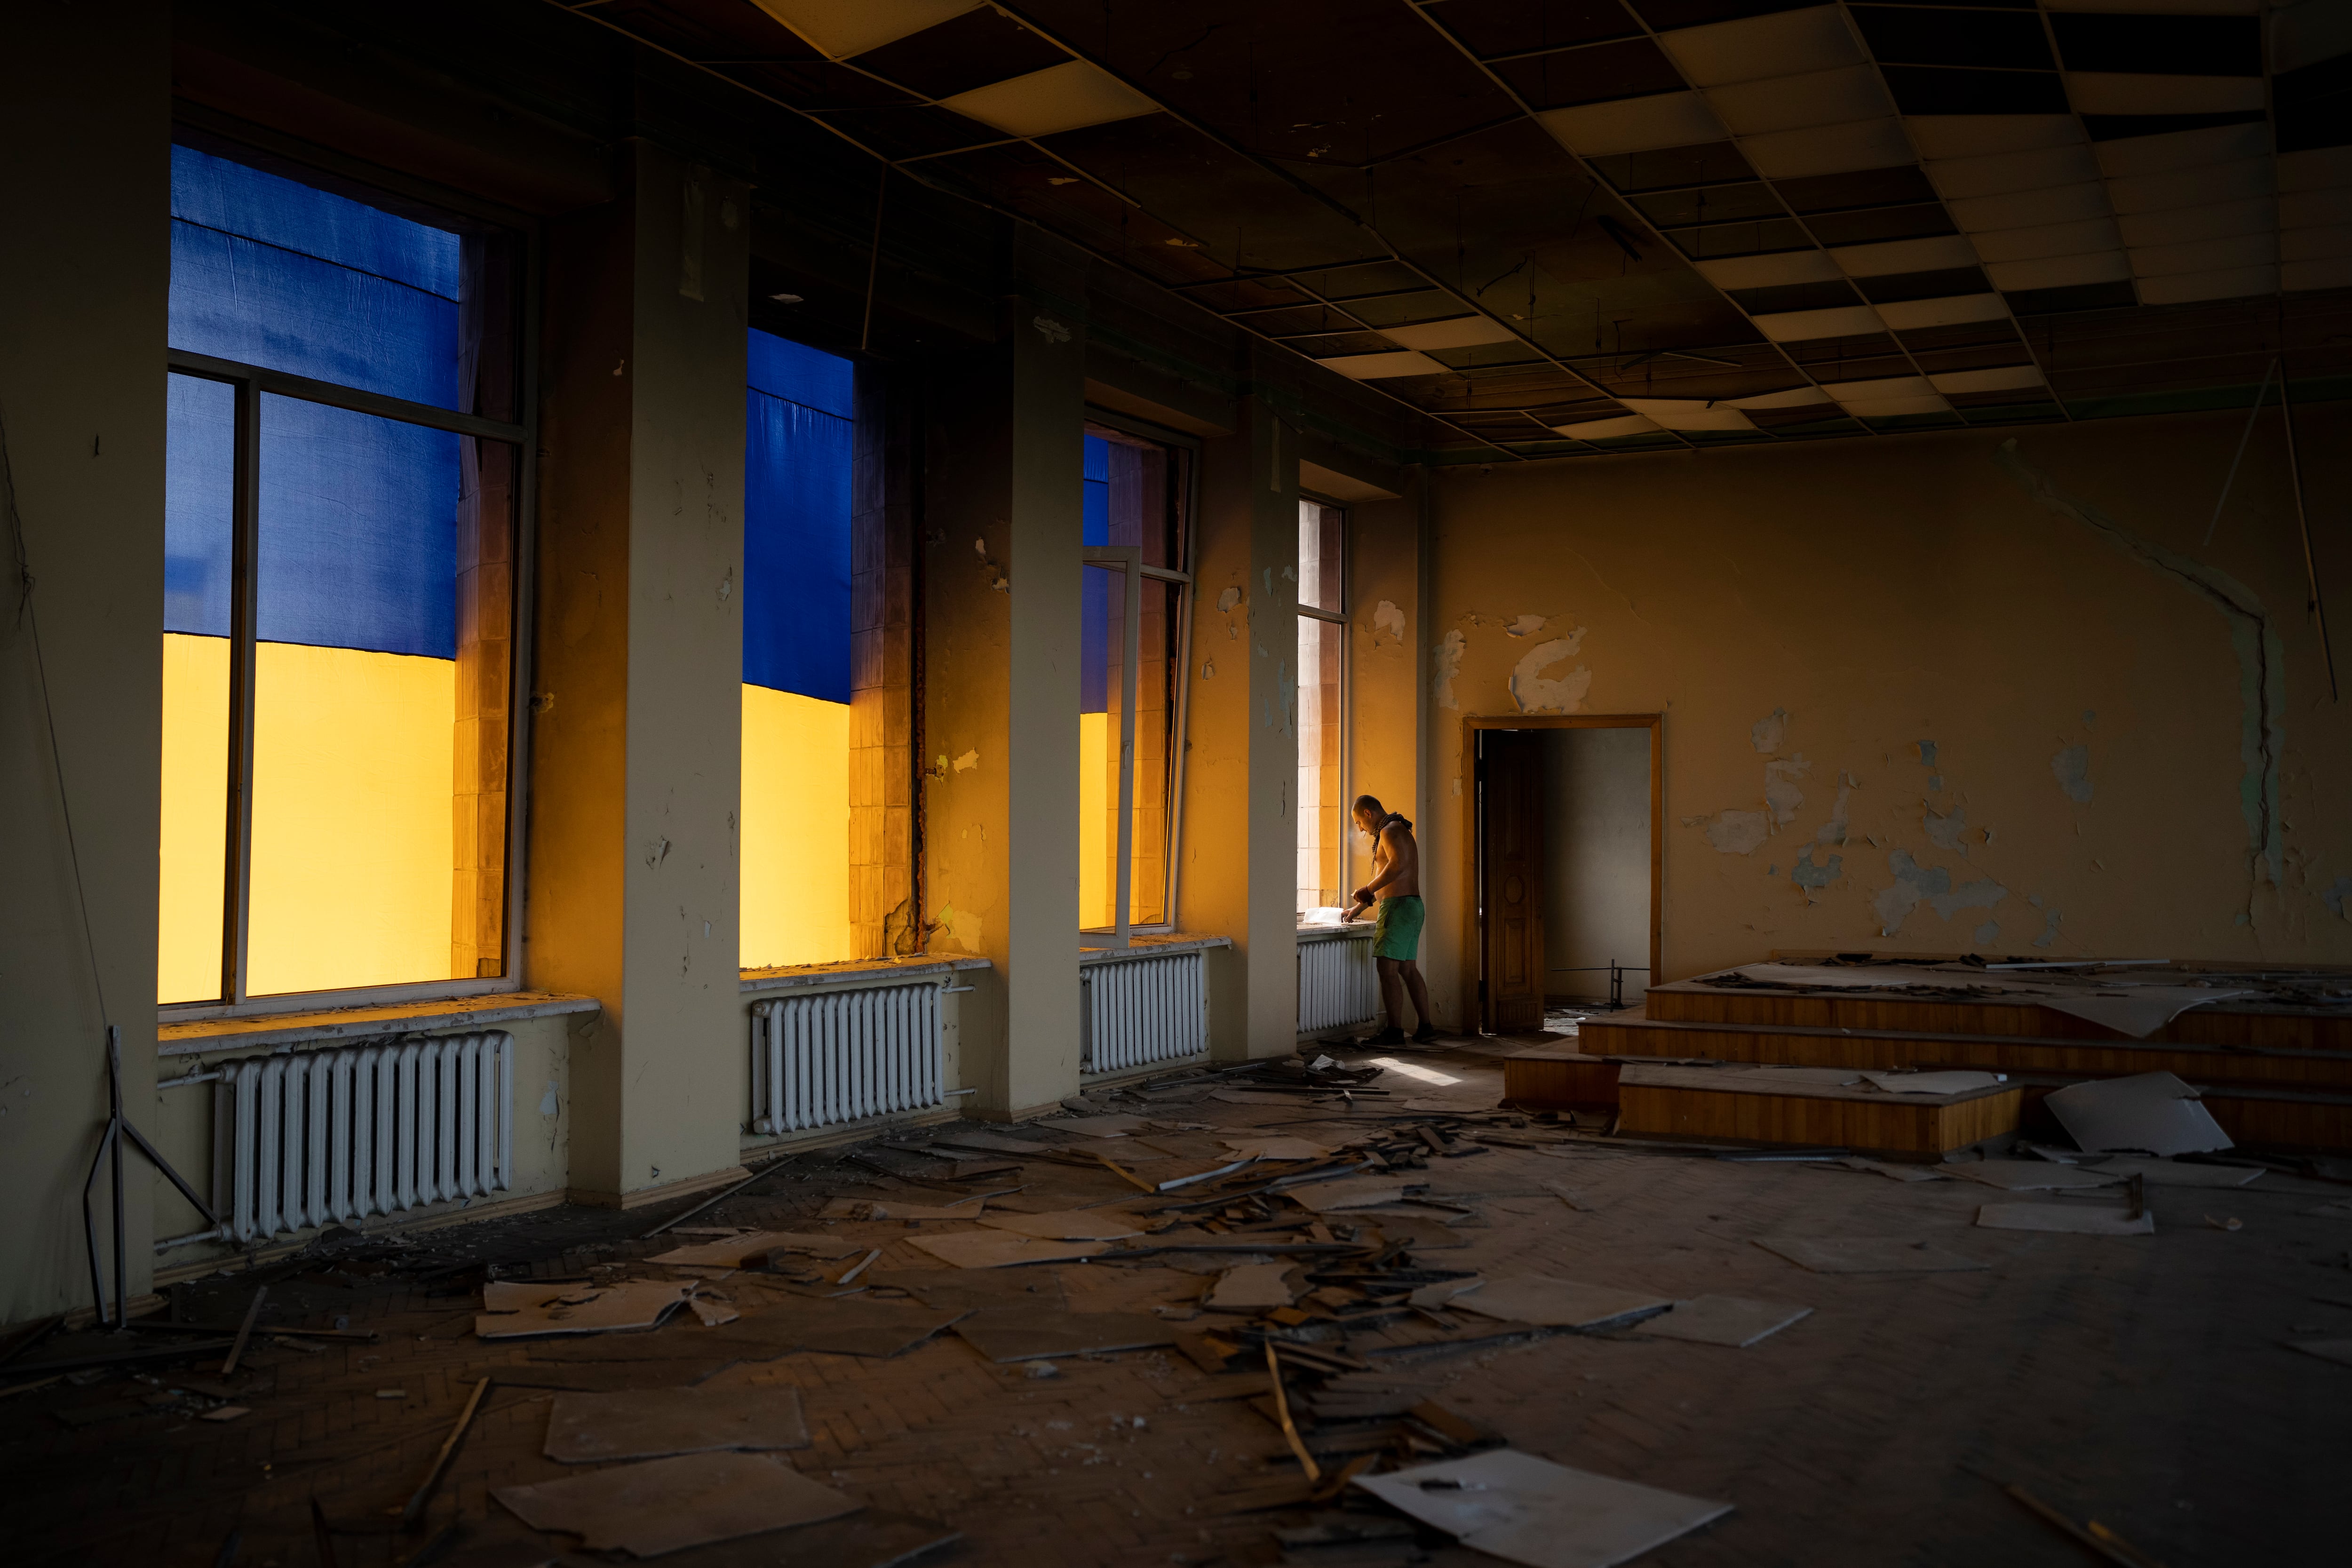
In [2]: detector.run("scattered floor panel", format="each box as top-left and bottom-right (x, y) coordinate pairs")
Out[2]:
(1975, 1203), (2157, 1235)
(905, 1232), (1108, 1269)
(951, 1307), (1176, 1362)
(1753, 1237), (1988, 1274)
(493, 1449), (858, 1556)
(543, 1385), (811, 1462)
(1633, 1295), (1813, 1348)
(476, 1281), (696, 1339)
(1451, 1276), (1673, 1329)
(1354, 1449), (1732, 1568)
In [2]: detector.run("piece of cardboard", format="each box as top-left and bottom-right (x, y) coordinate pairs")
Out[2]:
(543, 1385), (810, 1463)
(1206, 1262), (1295, 1312)
(1950, 1160), (2126, 1192)
(1754, 1237), (1987, 1274)
(1354, 1450), (1731, 1568)
(649, 1231), (866, 1267)
(1974, 1203), (2156, 1235)
(493, 1450), (857, 1555)
(477, 1281), (695, 1340)
(1633, 1296), (1812, 1348)
(906, 1232), (1107, 1269)
(1449, 1277), (1671, 1329)
(951, 1307), (1176, 1362)
(2044, 1070), (2233, 1156)
(977, 1210), (1143, 1242)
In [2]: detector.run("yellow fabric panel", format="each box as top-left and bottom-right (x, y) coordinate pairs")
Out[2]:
(740, 684), (852, 967)
(1080, 709), (1108, 928)
(158, 633), (231, 1003)
(247, 642), (455, 995)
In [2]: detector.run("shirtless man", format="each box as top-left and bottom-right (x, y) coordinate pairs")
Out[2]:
(1341, 794), (1437, 1044)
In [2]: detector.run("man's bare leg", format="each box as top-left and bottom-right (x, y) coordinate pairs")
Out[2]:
(1373, 958), (1412, 1043)
(1399, 962), (1436, 1040)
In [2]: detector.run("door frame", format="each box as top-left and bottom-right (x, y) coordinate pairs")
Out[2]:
(1460, 714), (1663, 1032)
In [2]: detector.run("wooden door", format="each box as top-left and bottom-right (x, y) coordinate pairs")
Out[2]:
(1480, 729), (1547, 1033)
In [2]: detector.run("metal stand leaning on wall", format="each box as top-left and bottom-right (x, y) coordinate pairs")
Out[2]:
(82, 1026), (222, 1329)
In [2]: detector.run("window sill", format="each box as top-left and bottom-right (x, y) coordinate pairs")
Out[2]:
(739, 955), (993, 995)
(1080, 933), (1235, 965)
(159, 991), (602, 1058)
(1297, 922), (1376, 941)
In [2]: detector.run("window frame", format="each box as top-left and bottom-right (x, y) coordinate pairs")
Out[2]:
(159, 133), (540, 1024)
(1296, 492), (1350, 915)
(1078, 408), (1199, 949)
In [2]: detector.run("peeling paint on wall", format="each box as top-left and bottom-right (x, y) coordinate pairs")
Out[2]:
(1917, 740), (1938, 769)
(1873, 849), (2007, 936)
(1508, 632), (1591, 714)
(1698, 810), (1770, 854)
(1924, 805), (1969, 856)
(1998, 438), (2283, 884)
(1764, 755), (1807, 825)
(2052, 744), (2093, 803)
(1790, 845), (1843, 889)
(1751, 708), (1788, 754)
(2325, 876), (2352, 920)
(1372, 600), (1405, 644)
(1506, 613), (1547, 637)
(1217, 587), (1241, 613)
(953, 749), (978, 772)
(2031, 906), (2061, 949)
(1433, 629), (1465, 710)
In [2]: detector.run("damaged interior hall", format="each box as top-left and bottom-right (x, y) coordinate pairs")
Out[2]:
(8, 1), (2352, 1564)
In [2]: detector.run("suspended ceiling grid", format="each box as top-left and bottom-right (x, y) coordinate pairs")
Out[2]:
(558, 0), (2352, 458)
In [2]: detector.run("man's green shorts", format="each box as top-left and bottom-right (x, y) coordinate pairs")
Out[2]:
(1372, 895), (1424, 961)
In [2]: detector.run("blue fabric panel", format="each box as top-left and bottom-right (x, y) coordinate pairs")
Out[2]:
(166, 374), (236, 638)
(256, 394), (458, 658)
(743, 385), (852, 702)
(171, 146), (460, 295)
(1083, 433), (1109, 546)
(169, 148), (461, 411)
(747, 329), (855, 419)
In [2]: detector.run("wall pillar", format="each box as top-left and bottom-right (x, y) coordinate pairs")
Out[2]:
(530, 142), (750, 1204)
(0, 0), (170, 1321)
(1184, 395), (1300, 1059)
(921, 241), (1088, 1118)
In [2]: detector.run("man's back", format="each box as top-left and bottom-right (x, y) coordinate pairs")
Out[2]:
(1375, 817), (1419, 899)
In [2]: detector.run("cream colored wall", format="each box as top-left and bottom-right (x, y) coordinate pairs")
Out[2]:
(1420, 407), (2352, 1020)
(0, 3), (169, 1322)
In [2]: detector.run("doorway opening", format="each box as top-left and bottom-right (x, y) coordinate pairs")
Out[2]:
(1466, 716), (1661, 1035)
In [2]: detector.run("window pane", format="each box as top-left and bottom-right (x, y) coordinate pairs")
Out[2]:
(1082, 566), (1180, 931)
(1299, 499), (1343, 613)
(1297, 614), (1344, 912)
(168, 144), (463, 409)
(1084, 425), (1184, 569)
(159, 373), (235, 1003)
(246, 394), (498, 995)
(741, 331), (855, 968)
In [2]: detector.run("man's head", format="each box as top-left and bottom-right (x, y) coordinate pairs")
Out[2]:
(1353, 795), (1386, 833)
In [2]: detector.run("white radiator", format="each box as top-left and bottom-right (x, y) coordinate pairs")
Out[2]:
(215, 1032), (512, 1246)
(1299, 935), (1377, 1032)
(751, 983), (943, 1134)
(1082, 951), (1207, 1074)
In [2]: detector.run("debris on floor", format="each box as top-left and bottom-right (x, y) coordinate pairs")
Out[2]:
(542, 1385), (810, 1462)
(1353, 1449), (1732, 1568)
(1631, 1295), (1812, 1348)
(1975, 1203), (2158, 1235)
(1753, 1237), (1989, 1274)
(493, 1449), (860, 1555)
(2044, 1070), (2235, 1157)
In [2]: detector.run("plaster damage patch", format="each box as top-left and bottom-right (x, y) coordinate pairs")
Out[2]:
(952, 750), (978, 773)
(1924, 805), (1969, 856)
(2051, 744), (2093, 803)
(1506, 613), (1547, 637)
(1764, 755), (1807, 825)
(1998, 438), (2282, 883)
(2324, 876), (2352, 921)
(1974, 921), (1999, 945)
(1433, 629), (1466, 710)
(1789, 780), (1853, 890)
(1372, 600), (1406, 644)
(1702, 811), (1771, 855)
(1508, 630), (1591, 713)
(2032, 907), (2062, 949)
(1751, 708), (1788, 754)
(1873, 850), (2007, 937)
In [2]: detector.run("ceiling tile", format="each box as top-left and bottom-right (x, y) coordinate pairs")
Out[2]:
(2047, 12), (2264, 76)
(1929, 364), (2046, 394)
(1948, 182), (2113, 231)
(1728, 279), (1866, 313)
(1829, 234), (1982, 274)
(2136, 263), (2279, 302)
(1856, 265), (1994, 302)
(1883, 69), (2072, 117)
(2130, 232), (2279, 276)
(1875, 293), (2010, 329)
(2115, 195), (2276, 247)
(2066, 73), (2269, 116)
(1538, 92), (1728, 155)
(1692, 249), (1843, 288)
(2283, 257), (2352, 291)
(1819, 373), (1934, 399)
(1986, 251), (2135, 289)
(847, 6), (1067, 99)
(1742, 118), (1915, 177)
(1806, 202), (1960, 246)
(1726, 384), (1835, 408)
(2004, 278), (2139, 312)
(1655, 5), (1859, 87)
(938, 60), (1157, 138)
(1926, 144), (2104, 199)
(1619, 398), (1761, 430)
(1315, 350), (1451, 380)
(2042, 0), (2259, 14)
(2106, 158), (2275, 215)
(1383, 316), (1525, 350)
(1553, 414), (1663, 439)
(1494, 38), (1689, 111)
(2094, 121), (2272, 175)
(1708, 66), (1896, 135)
(2283, 191), (2352, 233)
(750, 0), (981, 60)
(1774, 164), (1939, 212)
(1852, 6), (2056, 70)
(2271, 0), (2352, 71)
(1969, 216), (2127, 262)
(2282, 223), (2352, 261)
(1752, 302), (1888, 338)
(1907, 115), (2084, 159)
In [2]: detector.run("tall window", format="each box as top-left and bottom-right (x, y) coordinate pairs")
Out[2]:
(740, 332), (854, 967)
(1081, 422), (1192, 941)
(1296, 499), (1346, 913)
(160, 143), (522, 1007)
